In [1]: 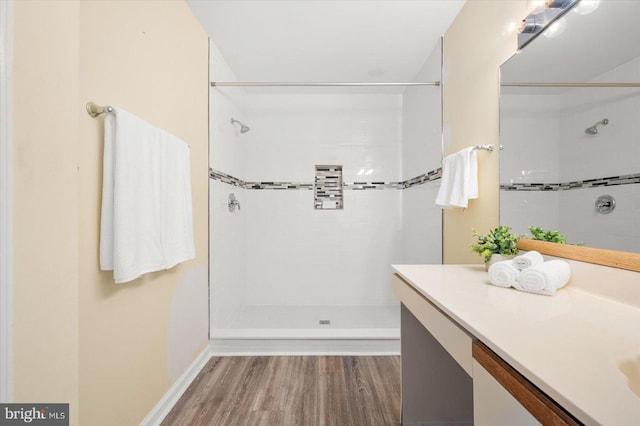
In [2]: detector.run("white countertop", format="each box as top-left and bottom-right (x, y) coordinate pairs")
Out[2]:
(392, 264), (640, 426)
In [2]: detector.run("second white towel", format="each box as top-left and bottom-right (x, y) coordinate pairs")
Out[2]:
(514, 260), (571, 296)
(435, 147), (478, 209)
(512, 250), (544, 270)
(488, 260), (521, 288)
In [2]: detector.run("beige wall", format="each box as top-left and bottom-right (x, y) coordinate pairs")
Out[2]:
(442, 0), (529, 264)
(12, 1), (81, 420)
(13, 1), (209, 425)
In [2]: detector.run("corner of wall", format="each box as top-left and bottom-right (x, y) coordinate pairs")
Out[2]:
(12, 0), (81, 421)
(441, 0), (529, 264)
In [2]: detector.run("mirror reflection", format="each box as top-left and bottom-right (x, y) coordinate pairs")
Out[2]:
(500, 0), (640, 253)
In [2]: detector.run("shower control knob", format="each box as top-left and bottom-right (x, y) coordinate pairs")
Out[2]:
(595, 195), (615, 214)
(228, 193), (241, 212)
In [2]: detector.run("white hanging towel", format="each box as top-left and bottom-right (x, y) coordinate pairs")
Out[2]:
(100, 108), (195, 284)
(435, 146), (478, 208)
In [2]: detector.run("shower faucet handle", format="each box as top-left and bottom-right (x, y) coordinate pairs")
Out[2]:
(595, 195), (615, 214)
(228, 193), (241, 212)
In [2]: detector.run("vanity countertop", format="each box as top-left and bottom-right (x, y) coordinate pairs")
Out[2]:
(392, 264), (640, 426)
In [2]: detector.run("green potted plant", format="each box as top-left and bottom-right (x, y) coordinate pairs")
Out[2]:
(471, 226), (519, 270)
(528, 226), (566, 244)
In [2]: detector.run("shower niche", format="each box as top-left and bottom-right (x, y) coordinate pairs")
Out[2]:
(314, 165), (343, 210)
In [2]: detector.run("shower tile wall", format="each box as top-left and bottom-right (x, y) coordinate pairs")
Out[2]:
(500, 93), (562, 236)
(501, 55), (640, 252)
(243, 93), (403, 308)
(402, 41), (443, 264)
(556, 55), (640, 252)
(558, 56), (640, 182)
(244, 93), (402, 183)
(209, 42), (247, 332)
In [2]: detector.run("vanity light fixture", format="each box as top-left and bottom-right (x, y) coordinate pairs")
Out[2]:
(517, 0), (579, 49)
(543, 17), (567, 38)
(573, 0), (600, 15)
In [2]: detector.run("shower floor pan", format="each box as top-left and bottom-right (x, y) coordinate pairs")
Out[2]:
(210, 305), (400, 355)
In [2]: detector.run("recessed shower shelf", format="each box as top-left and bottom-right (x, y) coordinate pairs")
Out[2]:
(314, 165), (343, 210)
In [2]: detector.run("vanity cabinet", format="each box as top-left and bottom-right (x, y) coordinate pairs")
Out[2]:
(393, 273), (581, 426)
(473, 358), (539, 426)
(472, 341), (579, 426)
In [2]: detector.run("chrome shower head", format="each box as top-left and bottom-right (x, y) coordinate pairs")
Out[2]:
(585, 118), (609, 135)
(231, 117), (250, 134)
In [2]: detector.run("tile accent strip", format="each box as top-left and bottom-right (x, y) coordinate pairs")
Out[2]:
(500, 173), (640, 191)
(209, 167), (443, 190)
(209, 169), (245, 187)
(246, 182), (314, 190)
(401, 168), (442, 189)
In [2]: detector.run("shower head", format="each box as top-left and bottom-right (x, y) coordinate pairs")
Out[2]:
(584, 118), (609, 135)
(231, 117), (250, 134)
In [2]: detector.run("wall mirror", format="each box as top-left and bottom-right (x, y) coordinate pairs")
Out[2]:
(499, 0), (640, 271)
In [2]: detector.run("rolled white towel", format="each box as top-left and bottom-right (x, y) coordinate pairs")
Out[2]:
(488, 260), (521, 288)
(514, 260), (571, 296)
(512, 250), (544, 270)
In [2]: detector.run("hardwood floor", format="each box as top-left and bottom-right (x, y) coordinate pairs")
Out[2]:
(161, 356), (401, 426)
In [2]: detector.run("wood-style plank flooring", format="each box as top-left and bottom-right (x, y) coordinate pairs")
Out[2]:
(161, 356), (401, 426)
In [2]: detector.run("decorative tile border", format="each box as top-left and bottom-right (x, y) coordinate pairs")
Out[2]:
(209, 167), (443, 190)
(346, 182), (403, 190)
(246, 182), (314, 190)
(401, 168), (442, 189)
(209, 169), (245, 187)
(500, 173), (640, 191)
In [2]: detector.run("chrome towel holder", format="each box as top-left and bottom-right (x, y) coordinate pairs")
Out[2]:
(473, 144), (503, 151)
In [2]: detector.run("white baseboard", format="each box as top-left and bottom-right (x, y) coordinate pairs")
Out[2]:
(140, 346), (212, 426)
(209, 338), (400, 356)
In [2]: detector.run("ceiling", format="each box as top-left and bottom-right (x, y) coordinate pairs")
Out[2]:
(187, 0), (465, 83)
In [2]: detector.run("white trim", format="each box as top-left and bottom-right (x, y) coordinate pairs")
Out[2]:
(139, 346), (212, 426)
(211, 327), (399, 340)
(0, 0), (14, 403)
(209, 338), (400, 356)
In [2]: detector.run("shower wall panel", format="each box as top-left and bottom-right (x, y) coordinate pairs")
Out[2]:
(558, 56), (640, 183)
(244, 189), (402, 307)
(557, 55), (640, 253)
(243, 93), (403, 309)
(244, 93), (402, 183)
(401, 43), (443, 264)
(210, 43), (247, 178)
(209, 41), (247, 332)
(499, 93), (562, 237)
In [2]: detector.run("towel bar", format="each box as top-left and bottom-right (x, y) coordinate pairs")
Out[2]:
(473, 144), (503, 151)
(86, 102), (114, 117)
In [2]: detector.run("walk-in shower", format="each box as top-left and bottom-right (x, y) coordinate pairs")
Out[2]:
(208, 41), (443, 354)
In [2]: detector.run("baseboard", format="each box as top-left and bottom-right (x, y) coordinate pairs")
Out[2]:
(140, 346), (212, 426)
(209, 338), (400, 356)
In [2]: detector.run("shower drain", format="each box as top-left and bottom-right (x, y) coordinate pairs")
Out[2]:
(319, 320), (331, 325)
